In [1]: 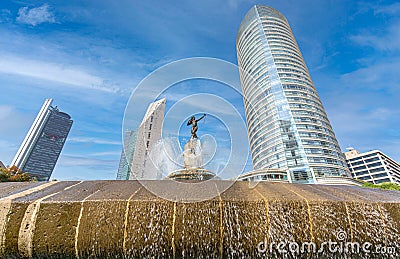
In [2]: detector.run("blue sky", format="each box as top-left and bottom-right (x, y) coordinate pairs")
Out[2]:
(0, 0), (399, 180)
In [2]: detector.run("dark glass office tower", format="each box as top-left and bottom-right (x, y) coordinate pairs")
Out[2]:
(11, 99), (72, 181)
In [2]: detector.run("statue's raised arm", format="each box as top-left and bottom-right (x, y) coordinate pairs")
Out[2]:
(187, 114), (206, 139)
(196, 114), (206, 122)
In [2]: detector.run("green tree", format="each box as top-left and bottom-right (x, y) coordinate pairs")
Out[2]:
(0, 169), (11, 182)
(0, 166), (31, 182)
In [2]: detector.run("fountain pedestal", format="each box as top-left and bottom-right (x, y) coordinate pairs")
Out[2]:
(168, 139), (215, 181)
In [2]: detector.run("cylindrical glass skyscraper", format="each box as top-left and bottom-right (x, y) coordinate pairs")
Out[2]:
(236, 5), (349, 183)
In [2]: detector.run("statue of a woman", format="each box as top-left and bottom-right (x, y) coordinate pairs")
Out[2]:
(187, 114), (206, 139)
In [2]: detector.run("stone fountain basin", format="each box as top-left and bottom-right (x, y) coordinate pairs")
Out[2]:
(0, 180), (399, 258)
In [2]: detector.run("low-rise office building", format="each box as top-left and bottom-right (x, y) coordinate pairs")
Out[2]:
(345, 148), (400, 184)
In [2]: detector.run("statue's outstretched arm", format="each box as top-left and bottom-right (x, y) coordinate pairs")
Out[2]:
(196, 114), (206, 122)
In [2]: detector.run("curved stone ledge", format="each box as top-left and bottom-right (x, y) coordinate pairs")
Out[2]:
(0, 180), (399, 257)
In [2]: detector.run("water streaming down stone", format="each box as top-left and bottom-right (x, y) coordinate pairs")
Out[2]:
(0, 180), (399, 258)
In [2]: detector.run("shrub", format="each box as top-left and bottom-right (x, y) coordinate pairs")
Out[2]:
(362, 181), (400, 191)
(0, 166), (31, 182)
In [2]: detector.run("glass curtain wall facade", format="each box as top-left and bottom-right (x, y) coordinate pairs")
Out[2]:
(345, 149), (400, 185)
(116, 130), (138, 180)
(11, 99), (73, 181)
(236, 5), (349, 182)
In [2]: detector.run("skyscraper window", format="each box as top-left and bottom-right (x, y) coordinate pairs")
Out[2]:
(236, 5), (350, 182)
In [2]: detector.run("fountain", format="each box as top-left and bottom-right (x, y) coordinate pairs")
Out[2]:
(167, 114), (215, 181)
(0, 115), (399, 257)
(167, 138), (215, 181)
(0, 181), (399, 258)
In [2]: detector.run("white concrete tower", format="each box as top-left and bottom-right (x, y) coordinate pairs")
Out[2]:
(129, 98), (166, 180)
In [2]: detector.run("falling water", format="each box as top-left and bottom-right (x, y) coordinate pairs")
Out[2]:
(147, 136), (218, 178)
(0, 181), (399, 258)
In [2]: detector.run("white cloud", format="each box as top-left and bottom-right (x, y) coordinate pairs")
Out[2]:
(0, 105), (32, 138)
(350, 21), (400, 52)
(340, 60), (400, 91)
(88, 151), (122, 156)
(163, 93), (241, 117)
(16, 4), (56, 26)
(68, 137), (121, 145)
(0, 55), (120, 93)
(0, 9), (12, 23)
(57, 155), (118, 169)
(0, 105), (13, 120)
(0, 139), (19, 166)
(0, 105), (35, 166)
(373, 2), (400, 16)
(323, 63), (400, 160)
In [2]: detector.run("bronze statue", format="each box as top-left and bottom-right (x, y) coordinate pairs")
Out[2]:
(187, 114), (206, 139)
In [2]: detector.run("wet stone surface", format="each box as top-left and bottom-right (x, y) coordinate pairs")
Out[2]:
(0, 180), (399, 258)
(0, 182), (45, 199)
